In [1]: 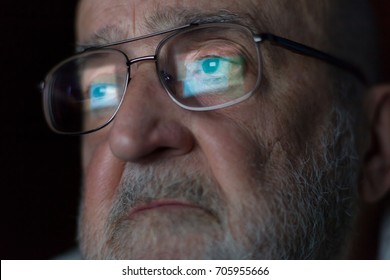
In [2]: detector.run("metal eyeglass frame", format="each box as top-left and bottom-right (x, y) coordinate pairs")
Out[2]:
(77, 22), (366, 84)
(42, 22), (367, 135)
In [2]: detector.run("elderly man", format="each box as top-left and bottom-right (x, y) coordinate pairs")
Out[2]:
(42, 0), (389, 259)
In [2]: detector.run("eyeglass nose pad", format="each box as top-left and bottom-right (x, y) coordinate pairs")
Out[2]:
(160, 71), (174, 83)
(128, 62), (139, 79)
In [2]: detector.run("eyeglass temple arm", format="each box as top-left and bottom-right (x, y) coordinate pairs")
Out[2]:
(258, 33), (367, 85)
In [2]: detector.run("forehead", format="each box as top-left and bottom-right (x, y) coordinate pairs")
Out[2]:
(77, 0), (304, 43)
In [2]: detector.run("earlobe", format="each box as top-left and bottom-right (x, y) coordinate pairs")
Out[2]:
(361, 85), (390, 203)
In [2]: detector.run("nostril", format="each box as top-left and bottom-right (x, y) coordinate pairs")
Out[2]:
(148, 145), (191, 160)
(146, 146), (176, 160)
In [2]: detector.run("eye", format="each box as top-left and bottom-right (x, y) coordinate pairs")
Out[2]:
(182, 55), (245, 97)
(202, 57), (220, 74)
(89, 82), (120, 111)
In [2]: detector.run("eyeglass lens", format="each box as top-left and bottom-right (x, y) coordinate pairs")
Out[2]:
(44, 24), (261, 134)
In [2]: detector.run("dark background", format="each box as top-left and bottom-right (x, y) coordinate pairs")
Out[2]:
(1, 1), (80, 259)
(1, 1), (389, 260)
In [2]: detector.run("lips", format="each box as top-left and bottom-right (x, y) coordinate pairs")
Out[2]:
(128, 200), (206, 218)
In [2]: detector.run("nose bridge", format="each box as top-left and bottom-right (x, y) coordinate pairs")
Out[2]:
(129, 55), (156, 64)
(127, 55), (156, 78)
(117, 53), (167, 125)
(108, 54), (194, 162)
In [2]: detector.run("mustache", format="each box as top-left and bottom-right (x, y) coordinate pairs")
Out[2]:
(107, 163), (226, 223)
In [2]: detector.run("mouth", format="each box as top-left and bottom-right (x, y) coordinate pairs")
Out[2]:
(128, 200), (209, 218)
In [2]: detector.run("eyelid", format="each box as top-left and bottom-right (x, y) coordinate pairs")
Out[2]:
(183, 44), (243, 65)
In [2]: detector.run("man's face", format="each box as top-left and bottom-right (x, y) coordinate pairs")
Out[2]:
(77, 0), (360, 259)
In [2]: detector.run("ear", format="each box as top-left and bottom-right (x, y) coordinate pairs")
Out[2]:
(361, 85), (390, 203)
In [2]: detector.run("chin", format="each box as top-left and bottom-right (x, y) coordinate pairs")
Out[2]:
(80, 207), (252, 259)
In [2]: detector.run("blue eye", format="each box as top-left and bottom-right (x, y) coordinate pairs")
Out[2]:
(89, 83), (120, 111)
(202, 58), (220, 74)
(181, 56), (244, 97)
(91, 84), (108, 98)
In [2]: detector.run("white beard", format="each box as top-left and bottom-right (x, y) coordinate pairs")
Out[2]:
(78, 107), (359, 259)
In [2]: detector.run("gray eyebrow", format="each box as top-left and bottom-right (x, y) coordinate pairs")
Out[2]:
(144, 8), (263, 32)
(76, 7), (267, 51)
(76, 24), (129, 51)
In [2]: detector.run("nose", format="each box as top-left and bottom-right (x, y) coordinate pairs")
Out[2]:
(108, 63), (195, 162)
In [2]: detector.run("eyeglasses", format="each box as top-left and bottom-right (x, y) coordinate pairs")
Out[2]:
(41, 22), (366, 135)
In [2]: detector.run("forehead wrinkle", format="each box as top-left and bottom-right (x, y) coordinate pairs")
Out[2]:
(144, 4), (268, 32)
(144, 5), (269, 33)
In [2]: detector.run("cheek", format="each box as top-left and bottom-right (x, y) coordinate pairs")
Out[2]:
(82, 137), (125, 226)
(193, 115), (267, 204)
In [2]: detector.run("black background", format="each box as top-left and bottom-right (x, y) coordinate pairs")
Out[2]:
(1, 1), (80, 259)
(1, 1), (389, 260)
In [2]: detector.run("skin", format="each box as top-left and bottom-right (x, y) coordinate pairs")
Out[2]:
(75, 0), (377, 259)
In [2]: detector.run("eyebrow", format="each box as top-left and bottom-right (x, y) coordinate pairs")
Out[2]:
(77, 7), (267, 51)
(144, 8), (264, 32)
